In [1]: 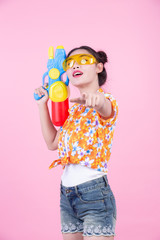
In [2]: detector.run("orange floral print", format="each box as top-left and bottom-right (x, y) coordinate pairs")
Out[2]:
(49, 88), (119, 173)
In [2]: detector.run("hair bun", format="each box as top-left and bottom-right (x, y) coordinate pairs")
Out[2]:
(97, 51), (108, 64)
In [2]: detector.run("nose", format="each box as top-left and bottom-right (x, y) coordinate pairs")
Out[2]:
(73, 61), (80, 69)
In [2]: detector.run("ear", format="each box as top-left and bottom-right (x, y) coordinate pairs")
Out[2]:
(96, 62), (103, 74)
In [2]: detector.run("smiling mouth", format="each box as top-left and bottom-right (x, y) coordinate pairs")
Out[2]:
(73, 71), (84, 77)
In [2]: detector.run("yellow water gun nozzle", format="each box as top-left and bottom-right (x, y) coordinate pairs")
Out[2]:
(48, 46), (54, 59)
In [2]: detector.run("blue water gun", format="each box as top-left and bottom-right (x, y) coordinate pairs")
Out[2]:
(34, 46), (70, 126)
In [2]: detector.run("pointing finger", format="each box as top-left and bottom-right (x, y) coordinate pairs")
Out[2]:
(82, 92), (88, 99)
(70, 98), (81, 103)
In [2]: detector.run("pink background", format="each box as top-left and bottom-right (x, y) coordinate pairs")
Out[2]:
(0, 0), (160, 239)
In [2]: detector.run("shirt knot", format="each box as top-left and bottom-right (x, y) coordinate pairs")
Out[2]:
(49, 156), (70, 169)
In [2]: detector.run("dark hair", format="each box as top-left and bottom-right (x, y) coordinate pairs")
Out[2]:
(66, 45), (108, 86)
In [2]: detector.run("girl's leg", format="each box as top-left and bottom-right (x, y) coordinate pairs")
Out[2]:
(84, 236), (114, 240)
(62, 232), (83, 240)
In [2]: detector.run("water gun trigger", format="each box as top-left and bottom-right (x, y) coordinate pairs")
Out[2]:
(43, 83), (49, 89)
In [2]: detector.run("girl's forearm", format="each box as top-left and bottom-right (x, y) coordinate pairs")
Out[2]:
(94, 96), (112, 118)
(38, 102), (57, 148)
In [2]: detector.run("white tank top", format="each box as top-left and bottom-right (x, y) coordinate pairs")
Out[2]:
(61, 164), (107, 187)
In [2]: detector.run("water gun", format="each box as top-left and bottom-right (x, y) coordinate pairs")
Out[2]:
(34, 46), (70, 126)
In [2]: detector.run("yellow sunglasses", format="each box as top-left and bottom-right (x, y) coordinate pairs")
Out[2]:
(62, 54), (99, 71)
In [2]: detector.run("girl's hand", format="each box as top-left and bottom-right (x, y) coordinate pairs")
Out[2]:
(70, 92), (105, 110)
(34, 83), (49, 105)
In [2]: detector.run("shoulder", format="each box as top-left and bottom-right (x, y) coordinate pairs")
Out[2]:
(68, 103), (79, 114)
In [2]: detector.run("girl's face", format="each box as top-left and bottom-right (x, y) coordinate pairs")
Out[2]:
(66, 49), (103, 88)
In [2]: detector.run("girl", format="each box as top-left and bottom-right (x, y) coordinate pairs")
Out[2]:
(34, 46), (119, 240)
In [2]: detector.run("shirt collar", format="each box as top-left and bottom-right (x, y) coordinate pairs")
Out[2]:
(97, 88), (104, 93)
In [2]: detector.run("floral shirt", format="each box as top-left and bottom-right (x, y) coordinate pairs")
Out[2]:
(49, 88), (119, 173)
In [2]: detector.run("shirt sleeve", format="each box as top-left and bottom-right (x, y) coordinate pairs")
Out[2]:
(98, 93), (119, 126)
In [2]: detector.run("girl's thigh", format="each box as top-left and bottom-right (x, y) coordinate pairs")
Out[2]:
(62, 232), (83, 240)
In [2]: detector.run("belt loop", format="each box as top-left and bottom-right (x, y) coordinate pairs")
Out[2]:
(75, 185), (79, 195)
(103, 175), (108, 186)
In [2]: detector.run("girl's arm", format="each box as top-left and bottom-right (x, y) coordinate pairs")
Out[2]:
(95, 98), (113, 120)
(38, 102), (60, 150)
(70, 92), (113, 120)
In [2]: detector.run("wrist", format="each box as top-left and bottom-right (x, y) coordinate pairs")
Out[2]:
(94, 94), (105, 111)
(38, 101), (48, 109)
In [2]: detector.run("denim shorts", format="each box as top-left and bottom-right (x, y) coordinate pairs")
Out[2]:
(60, 175), (117, 237)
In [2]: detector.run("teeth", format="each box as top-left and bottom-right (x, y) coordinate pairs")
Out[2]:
(74, 72), (82, 76)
